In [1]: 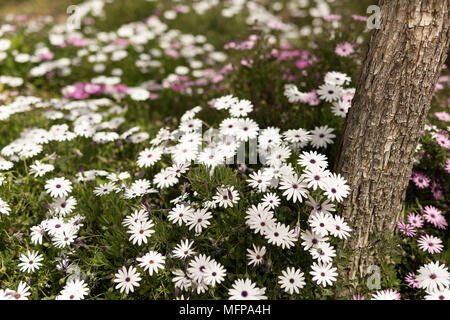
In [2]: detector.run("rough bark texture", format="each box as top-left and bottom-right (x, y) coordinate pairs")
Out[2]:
(334, 0), (450, 288)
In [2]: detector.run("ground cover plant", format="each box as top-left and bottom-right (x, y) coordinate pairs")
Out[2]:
(0, 0), (448, 300)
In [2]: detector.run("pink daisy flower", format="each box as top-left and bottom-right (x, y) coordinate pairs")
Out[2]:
(335, 42), (354, 57)
(371, 289), (401, 300)
(423, 206), (447, 229)
(352, 294), (365, 300)
(418, 234), (444, 254)
(324, 14), (342, 22)
(411, 172), (431, 189)
(405, 272), (420, 288)
(435, 134), (450, 149)
(435, 111), (450, 122)
(444, 158), (450, 173)
(431, 181), (443, 201)
(351, 15), (368, 22)
(397, 221), (417, 237)
(407, 213), (424, 228)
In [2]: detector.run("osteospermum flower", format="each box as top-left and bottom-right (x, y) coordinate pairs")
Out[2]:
(323, 173), (350, 203)
(331, 100), (351, 117)
(418, 235), (444, 254)
(52, 228), (78, 248)
(187, 254), (213, 283)
(300, 230), (329, 251)
(172, 269), (192, 291)
(92, 131), (119, 143)
(298, 151), (328, 170)
(335, 42), (354, 57)
(93, 182), (117, 196)
(127, 220), (155, 246)
(212, 185), (240, 208)
(317, 84), (343, 103)
(51, 196), (77, 216)
(168, 204), (195, 226)
(5, 282), (31, 300)
(327, 215), (352, 239)
(136, 251), (166, 276)
(246, 170), (271, 193)
(229, 99), (253, 117)
(57, 279), (89, 300)
(44, 177), (73, 198)
(412, 172), (431, 189)
(301, 167), (331, 191)
(172, 239), (196, 259)
(0, 198), (11, 215)
(30, 224), (46, 245)
(264, 222), (297, 249)
(279, 174), (309, 203)
(203, 261), (227, 286)
(235, 118), (259, 141)
(246, 204), (276, 236)
(213, 95), (239, 110)
(113, 266), (142, 294)
(309, 211), (334, 237)
(228, 279), (267, 300)
(246, 244), (266, 267)
(310, 126), (336, 149)
(407, 212), (424, 228)
(261, 192), (281, 209)
(371, 289), (401, 300)
(425, 289), (450, 300)
(405, 272), (420, 288)
(123, 209), (149, 227)
(444, 158), (450, 173)
(416, 261), (450, 293)
(278, 267), (306, 294)
(153, 168), (179, 189)
(185, 208), (212, 233)
(18, 250), (44, 273)
(422, 206), (447, 229)
(310, 242), (336, 264)
(137, 147), (163, 168)
(29, 160), (54, 177)
(283, 128), (311, 148)
(397, 221), (417, 237)
(0, 158), (14, 170)
(310, 262), (338, 287)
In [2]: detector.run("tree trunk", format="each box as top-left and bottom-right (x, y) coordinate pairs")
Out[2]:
(334, 0), (450, 295)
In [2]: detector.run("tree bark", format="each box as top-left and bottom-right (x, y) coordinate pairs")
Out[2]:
(334, 0), (450, 295)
